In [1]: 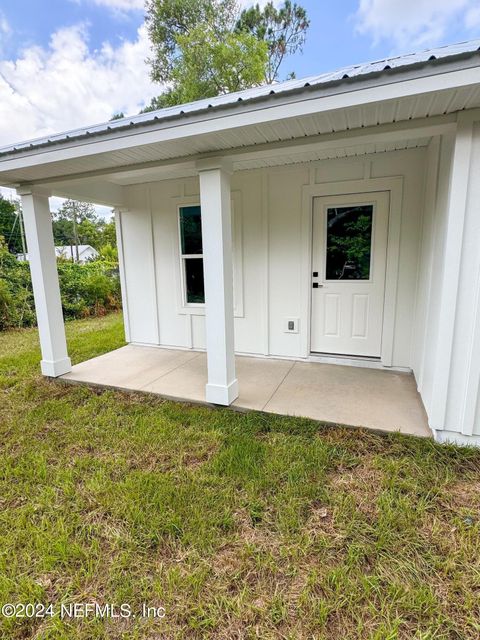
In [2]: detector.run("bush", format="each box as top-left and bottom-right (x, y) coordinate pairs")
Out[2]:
(0, 237), (122, 330)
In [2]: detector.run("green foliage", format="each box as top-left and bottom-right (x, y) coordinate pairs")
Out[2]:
(0, 278), (14, 329)
(98, 243), (118, 262)
(144, 0), (308, 109)
(0, 237), (35, 330)
(0, 235), (121, 331)
(166, 26), (268, 105)
(327, 209), (373, 280)
(101, 219), (117, 247)
(0, 196), (24, 254)
(57, 261), (121, 320)
(52, 199), (116, 252)
(146, 0), (237, 84)
(236, 0), (310, 83)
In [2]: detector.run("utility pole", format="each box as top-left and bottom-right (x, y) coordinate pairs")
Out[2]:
(17, 201), (27, 260)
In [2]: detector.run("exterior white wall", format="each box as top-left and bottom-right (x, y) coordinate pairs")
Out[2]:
(120, 147), (427, 370)
(412, 135), (454, 413)
(412, 117), (480, 444)
(118, 136), (480, 444)
(117, 191), (159, 344)
(446, 122), (480, 437)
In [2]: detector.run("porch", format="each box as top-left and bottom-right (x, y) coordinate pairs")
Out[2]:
(4, 43), (480, 444)
(61, 344), (430, 437)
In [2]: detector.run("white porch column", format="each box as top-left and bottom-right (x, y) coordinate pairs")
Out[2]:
(197, 158), (238, 405)
(18, 188), (71, 377)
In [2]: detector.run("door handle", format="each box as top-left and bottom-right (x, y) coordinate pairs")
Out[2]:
(312, 283), (324, 288)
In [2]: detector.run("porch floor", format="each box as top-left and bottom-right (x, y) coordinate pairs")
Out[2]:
(61, 345), (431, 438)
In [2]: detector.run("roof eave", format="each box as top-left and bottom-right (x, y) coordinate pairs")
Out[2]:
(1, 49), (480, 162)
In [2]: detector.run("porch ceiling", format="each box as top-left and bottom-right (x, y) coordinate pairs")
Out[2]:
(98, 136), (432, 186)
(0, 83), (477, 192)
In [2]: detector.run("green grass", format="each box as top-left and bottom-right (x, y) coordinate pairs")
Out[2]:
(0, 312), (480, 639)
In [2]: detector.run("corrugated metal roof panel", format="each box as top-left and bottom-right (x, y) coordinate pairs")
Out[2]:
(1, 39), (479, 158)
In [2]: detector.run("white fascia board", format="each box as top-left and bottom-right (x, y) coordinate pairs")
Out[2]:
(38, 115), (456, 189)
(2, 65), (480, 177)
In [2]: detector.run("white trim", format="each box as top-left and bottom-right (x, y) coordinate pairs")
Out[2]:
(459, 116), (480, 436)
(41, 357), (72, 377)
(2, 69), (475, 176)
(130, 340), (412, 372)
(114, 209), (131, 343)
(430, 114), (474, 431)
(302, 177), (404, 366)
(24, 117), (457, 190)
(173, 192), (245, 317)
(261, 169), (270, 355)
(433, 429), (480, 446)
(177, 202), (205, 308)
(206, 380), (239, 405)
(461, 264), (480, 435)
(232, 190), (245, 318)
(148, 188), (161, 344)
(306, 353), (411, 372)
(412, 136), (441, 391)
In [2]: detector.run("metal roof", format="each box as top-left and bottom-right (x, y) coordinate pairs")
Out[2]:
(1, 38), (480, 158)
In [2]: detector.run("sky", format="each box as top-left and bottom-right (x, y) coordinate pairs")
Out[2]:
(0, 0), (479, 215)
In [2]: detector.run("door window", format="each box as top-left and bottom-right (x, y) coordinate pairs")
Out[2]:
(325, 205), (373, 280)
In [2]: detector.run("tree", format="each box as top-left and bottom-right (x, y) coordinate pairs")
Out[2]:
(100, 219), (117, 247)
(0, 197), (26, 255)
(235, 1), (309, 84)
(144, 0), (308, 109)
(98, 243), (118, 262)
(161, 26), (268, 106)
(146, 0), (238, 84)
(53, 200), (99, 260)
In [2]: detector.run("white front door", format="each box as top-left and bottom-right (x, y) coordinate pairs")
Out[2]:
(310, 192), (389, 357)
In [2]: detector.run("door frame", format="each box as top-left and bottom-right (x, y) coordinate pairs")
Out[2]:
(301, 177), (404, 366)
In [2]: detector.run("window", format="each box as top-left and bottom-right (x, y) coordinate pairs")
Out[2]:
(325, 205), (373, 280)
(179, 206), (205, 304)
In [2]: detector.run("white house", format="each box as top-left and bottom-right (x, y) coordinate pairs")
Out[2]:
(17, 244), (98, 263)
(1, 40), (480, 445)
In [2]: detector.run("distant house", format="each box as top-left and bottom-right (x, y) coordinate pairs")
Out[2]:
(17, 244), (98, 264)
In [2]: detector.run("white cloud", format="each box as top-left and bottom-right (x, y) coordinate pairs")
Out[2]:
(0, 186), (17, 200)
(89, 0), (144, 10)
(0, 11), (12, 57)
(0, 13), (10, 35)
(0, 23), (159, 147)
(355, 0), (479, 51)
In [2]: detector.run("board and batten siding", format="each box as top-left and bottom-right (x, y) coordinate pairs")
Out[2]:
(119, 147), (427, 369)
(412, 120), (480, 444)
(117, 141), (480, 442)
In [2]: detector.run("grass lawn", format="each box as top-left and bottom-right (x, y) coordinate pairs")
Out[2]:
(0, 312), (480, 639)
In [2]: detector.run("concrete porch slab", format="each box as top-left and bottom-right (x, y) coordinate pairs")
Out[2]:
(61, 345), (431, 438)
(263, 361), (429, 434)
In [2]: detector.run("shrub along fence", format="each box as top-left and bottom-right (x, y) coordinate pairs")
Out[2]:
(0, 238), (121, 330)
